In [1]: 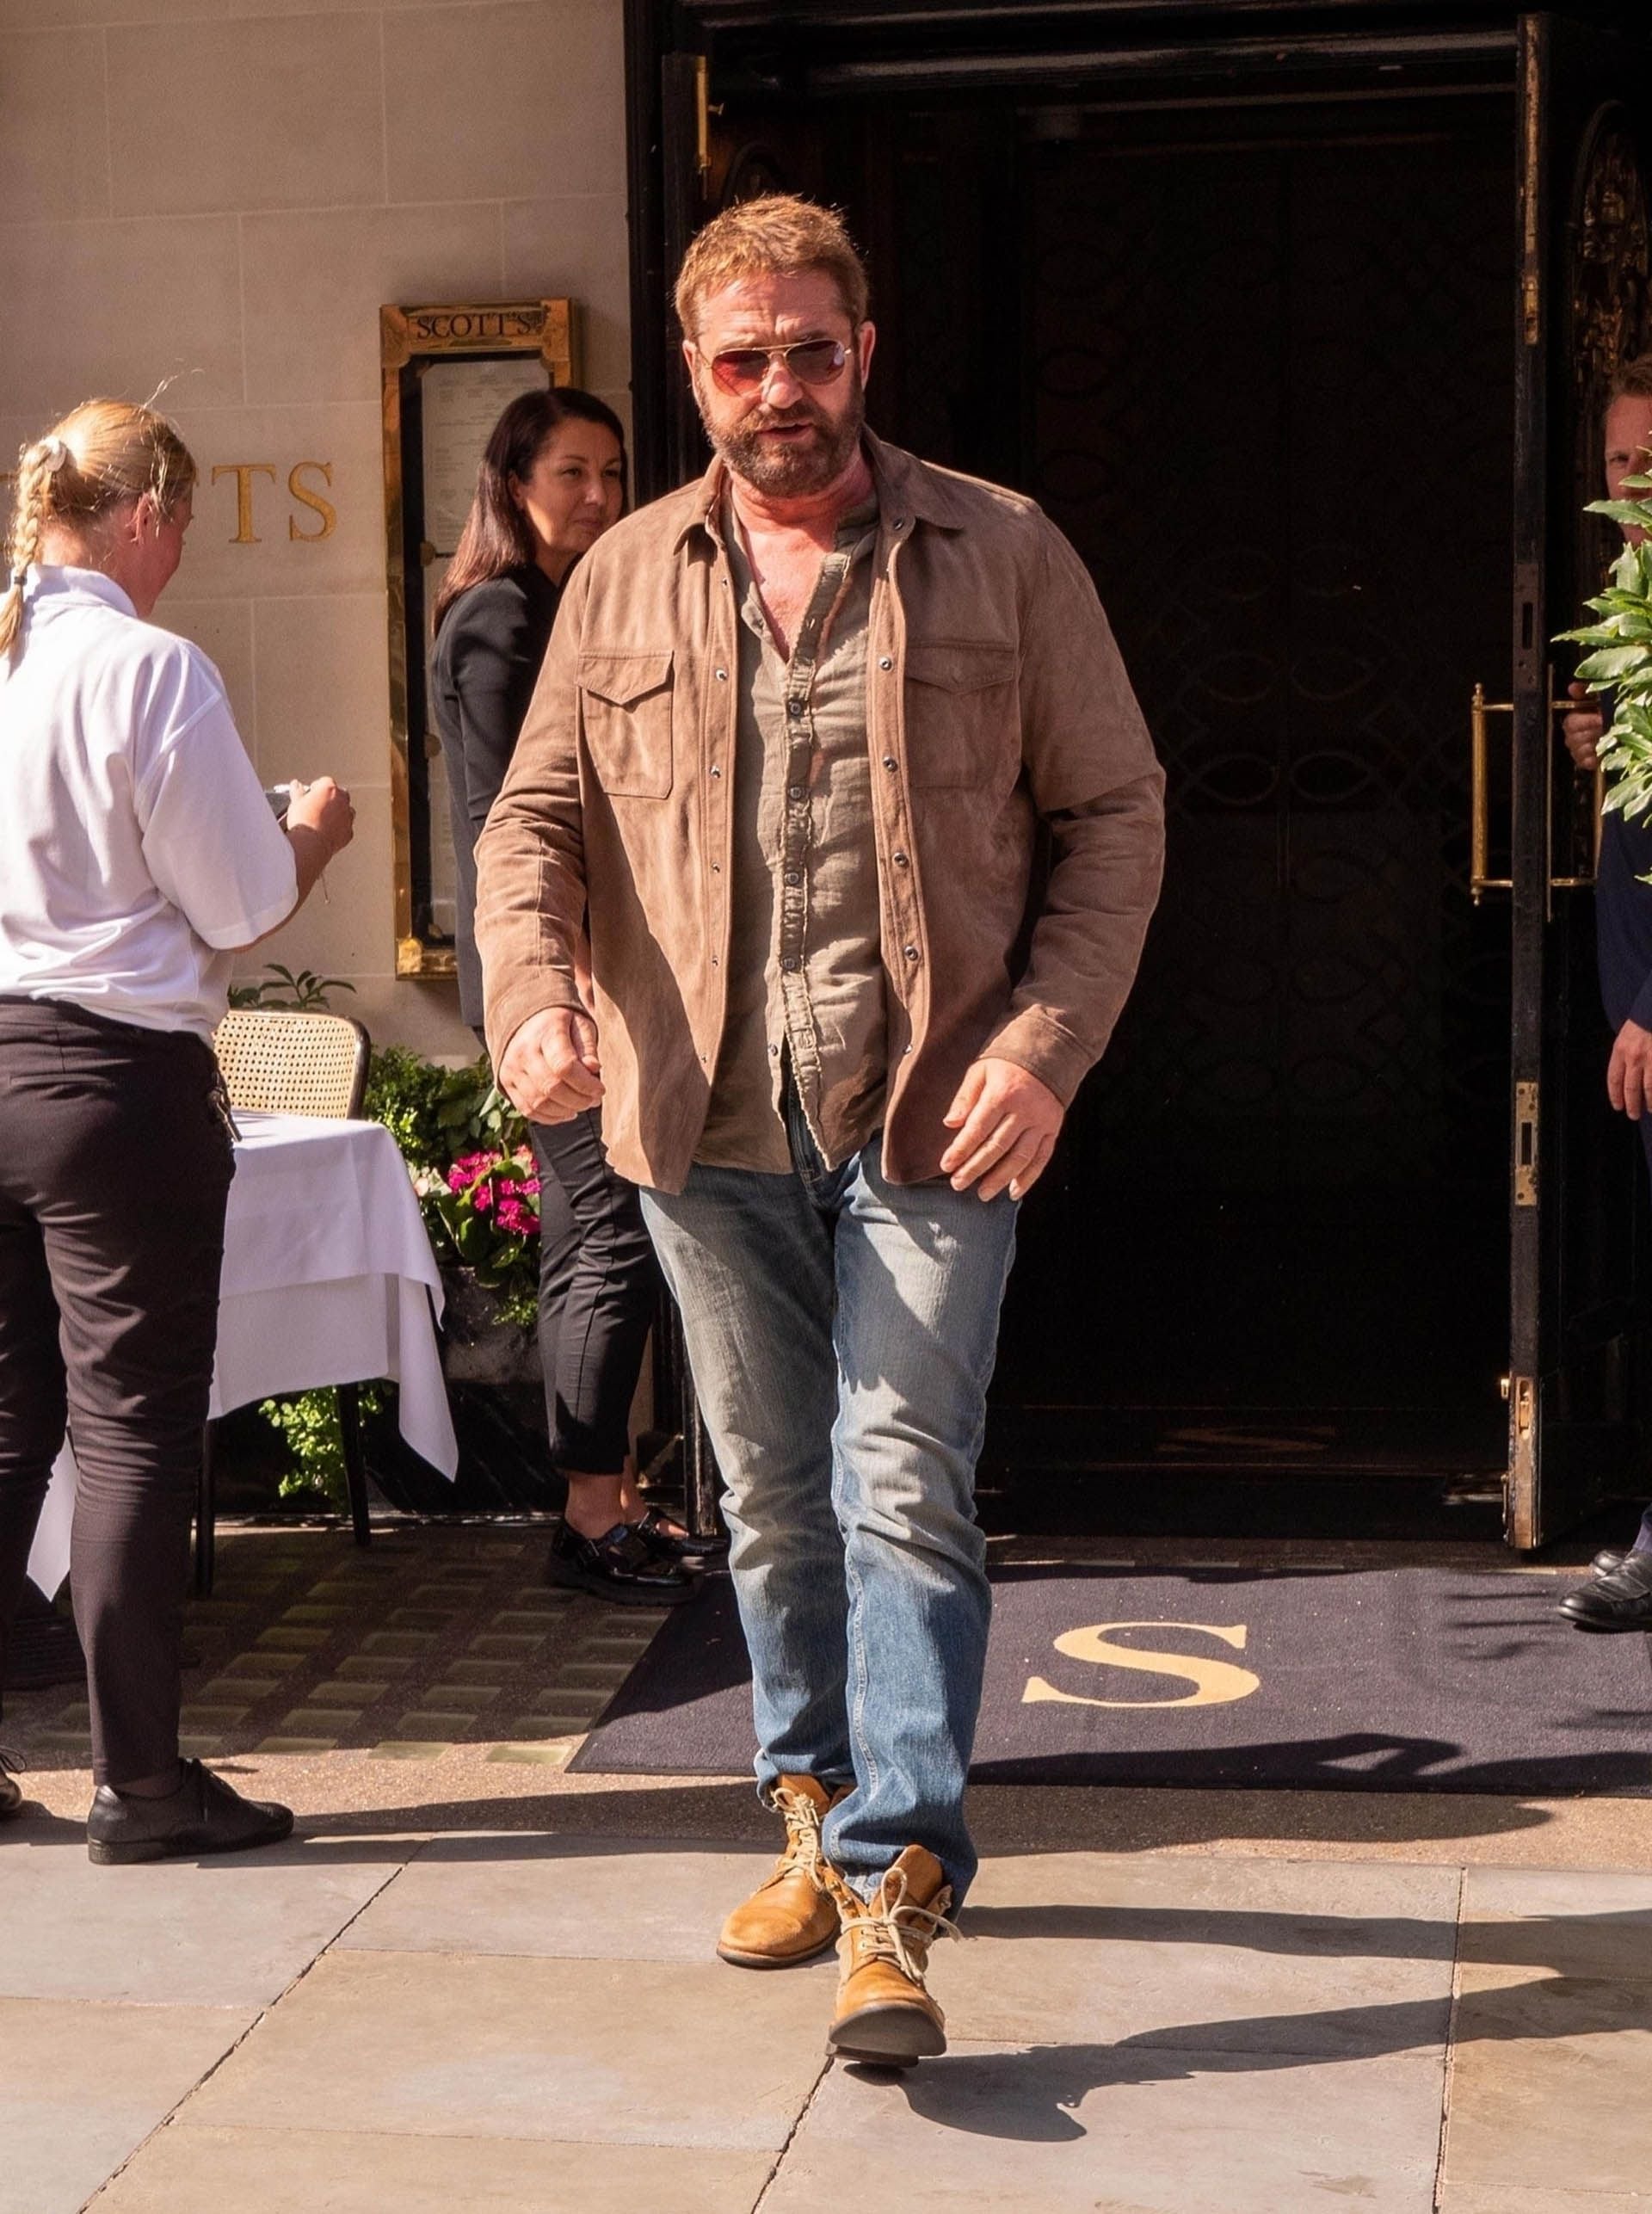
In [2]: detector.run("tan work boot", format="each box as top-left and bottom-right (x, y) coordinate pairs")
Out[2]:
(717, 1774), (848, 1968)
(829, 1844), (958, 2066)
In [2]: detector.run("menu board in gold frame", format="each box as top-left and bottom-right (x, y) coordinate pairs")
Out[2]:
(382, 298), (580, 979)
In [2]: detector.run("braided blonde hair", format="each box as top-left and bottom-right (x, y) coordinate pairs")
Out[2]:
(1, 398), (196, 660)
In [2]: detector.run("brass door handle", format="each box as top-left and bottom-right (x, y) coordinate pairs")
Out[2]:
(1470, 681), (1604, 904)
(1470, 681), (1513, 903)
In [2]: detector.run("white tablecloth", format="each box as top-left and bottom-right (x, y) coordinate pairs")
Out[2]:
(29, 1111), (459, 1594)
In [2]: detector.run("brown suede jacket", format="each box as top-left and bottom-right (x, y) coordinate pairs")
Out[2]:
(475, 432), (1165, 1193)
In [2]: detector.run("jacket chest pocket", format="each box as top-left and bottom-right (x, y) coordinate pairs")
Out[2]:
(578, 649), (675, 799)
(902, 640), (1018, 788)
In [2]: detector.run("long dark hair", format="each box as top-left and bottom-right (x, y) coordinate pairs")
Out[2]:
(432, 386), (627, 633)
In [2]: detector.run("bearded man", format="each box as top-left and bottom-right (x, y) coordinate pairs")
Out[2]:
(475, 195), (1163, 2063)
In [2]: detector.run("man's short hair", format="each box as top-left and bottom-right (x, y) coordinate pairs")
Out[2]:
(1609, 350), (1652, 402)
(674, 194), (870, 339)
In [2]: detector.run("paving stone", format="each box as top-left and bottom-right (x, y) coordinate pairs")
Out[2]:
(185, 1948), (829, 2149)
(415, 1685), (501, 1715)
(341, 1834), (780, 1964)
(0, 1836), (405, 2006)
(485, 1742), (574, 1767)
(337, 1655), (415, 1681)
(256, 1735), (339, 1754)
(1442, 2191), (1652, 2213)
(254, 1627), (330, 1652)
(440, 1658), (514, 1687)
(953, 1851), (1458, 2055)
(467, 1632), (546, 1656)
(369, 1742), (453, 1761)
(302, 1681), (385, 1710)
(94, 2123), (774, 2213)
(761, 2039), (1445, 2214)
(528, 1684), (609, 1716)
(1459, 1866), (1652, 1983)
(2, 1996), (253, 2214)
(278, 1605), (354, 1625)
(1441, 1967), (1652, 2199)
(194, 1677), (282, 1705)
(361, 1631), (439, 1656)
(221, 1650), (305, 1675)
(177, 1705), (253, 1729)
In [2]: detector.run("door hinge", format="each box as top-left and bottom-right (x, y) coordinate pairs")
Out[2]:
(1514, 1080), (1539, 1207)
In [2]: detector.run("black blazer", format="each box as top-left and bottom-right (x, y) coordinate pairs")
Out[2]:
(430, 564), (559, 1027)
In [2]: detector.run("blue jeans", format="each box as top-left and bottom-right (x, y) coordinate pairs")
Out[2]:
(640, 1094), (1018, 1902)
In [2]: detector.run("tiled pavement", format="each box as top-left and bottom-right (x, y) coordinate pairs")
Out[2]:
(8, 1526), (1652, 2211)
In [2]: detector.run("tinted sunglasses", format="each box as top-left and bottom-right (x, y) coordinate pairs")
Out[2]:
(707, 336), (850, 397)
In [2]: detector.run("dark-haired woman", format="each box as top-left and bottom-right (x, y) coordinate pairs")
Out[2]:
(432, 389), (695, 1603)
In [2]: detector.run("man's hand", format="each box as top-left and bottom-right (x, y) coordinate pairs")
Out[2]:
(1563, 680), (1606, 773)
(1609, 1020), (1652, 1120)
(497, 1007), (604, 1126)
(940, 1058), (1064, 1201)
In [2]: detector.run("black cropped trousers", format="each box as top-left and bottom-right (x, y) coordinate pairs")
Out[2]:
(0, 998), (232, 1785)
(528, 1108), (659, 1475)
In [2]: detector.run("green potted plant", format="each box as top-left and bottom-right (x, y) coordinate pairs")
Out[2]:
(1559, 463), (1652, 822)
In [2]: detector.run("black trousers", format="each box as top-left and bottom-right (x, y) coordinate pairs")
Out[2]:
(0, 998), (233, 1785)
(528, 1109), (658, 1475)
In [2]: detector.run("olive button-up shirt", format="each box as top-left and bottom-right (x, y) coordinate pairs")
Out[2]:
(696, 493), (884, 1173)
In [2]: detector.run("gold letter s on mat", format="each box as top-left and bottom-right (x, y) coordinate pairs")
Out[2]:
(1023, 1622), (1261, 1710)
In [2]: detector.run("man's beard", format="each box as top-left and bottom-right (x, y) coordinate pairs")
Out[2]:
(702, 371), (866, 496)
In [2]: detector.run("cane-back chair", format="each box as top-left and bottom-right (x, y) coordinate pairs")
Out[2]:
(196, 1008), (374, 1591)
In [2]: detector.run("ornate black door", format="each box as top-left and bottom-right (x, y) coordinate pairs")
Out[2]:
(1504, 11), (1652, 1545)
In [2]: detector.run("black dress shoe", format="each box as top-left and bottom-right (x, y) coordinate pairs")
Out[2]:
(86, 1758), (293, 1866)
(1592, 1550), (1627, 1580)
(0, 1748), (23, 1820)
(546, 1519), (697, 1605)
(1560, 1552), (1652, 1632)
(632, 1504), (727, 1563)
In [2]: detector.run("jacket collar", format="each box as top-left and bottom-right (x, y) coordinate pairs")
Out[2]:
(674, 429), (969, 552)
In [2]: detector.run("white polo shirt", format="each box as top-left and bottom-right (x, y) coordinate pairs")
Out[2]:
(0, 567), (298, 1040)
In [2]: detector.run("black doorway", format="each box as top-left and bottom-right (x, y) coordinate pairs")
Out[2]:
(983, 100), (1516, 1476)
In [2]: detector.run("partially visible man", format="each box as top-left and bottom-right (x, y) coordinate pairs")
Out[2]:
(1556, 350), (1652, 1631)
(476, 196), (1163, 2061)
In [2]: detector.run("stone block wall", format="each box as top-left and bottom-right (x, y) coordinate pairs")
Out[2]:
(0, 0), (631, 1057)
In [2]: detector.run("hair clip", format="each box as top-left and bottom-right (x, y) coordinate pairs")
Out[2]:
(39, 435), (70, 475)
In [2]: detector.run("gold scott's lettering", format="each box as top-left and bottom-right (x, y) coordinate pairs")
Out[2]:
(1023, 1622), (1261, 1711)
(410, 309), (537, 344)
(210, 462), (337, 546)
(212, 462), (276, 545)
(287, 461), (336, 541)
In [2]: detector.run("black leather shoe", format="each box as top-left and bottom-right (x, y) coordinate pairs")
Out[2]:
(86, 1758), (293, 1865)
(546, 1518), (697, 1605)
(0, 1748), (24, 1820)
(632, 1504), (727, 1563)
(1592, 1550), (1627, 1580)
(1561, 1552), (1652, 1632)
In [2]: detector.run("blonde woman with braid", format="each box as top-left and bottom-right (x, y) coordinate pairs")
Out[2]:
(0, 398), (354, 1859)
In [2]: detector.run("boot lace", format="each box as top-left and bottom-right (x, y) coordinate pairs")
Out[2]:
(769, 1784), (828, 1887)
(848, 1866), (963, 1983)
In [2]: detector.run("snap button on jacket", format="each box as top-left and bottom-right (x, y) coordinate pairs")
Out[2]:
(475, 434), (1166, 1193)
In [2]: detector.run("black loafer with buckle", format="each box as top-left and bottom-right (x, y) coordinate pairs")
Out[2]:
(632, 1504), (727, 1563)
(546, 1518), (697, 1604)
(86, 1758), (293, 1866)
(1, 1747), (24, 1820)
